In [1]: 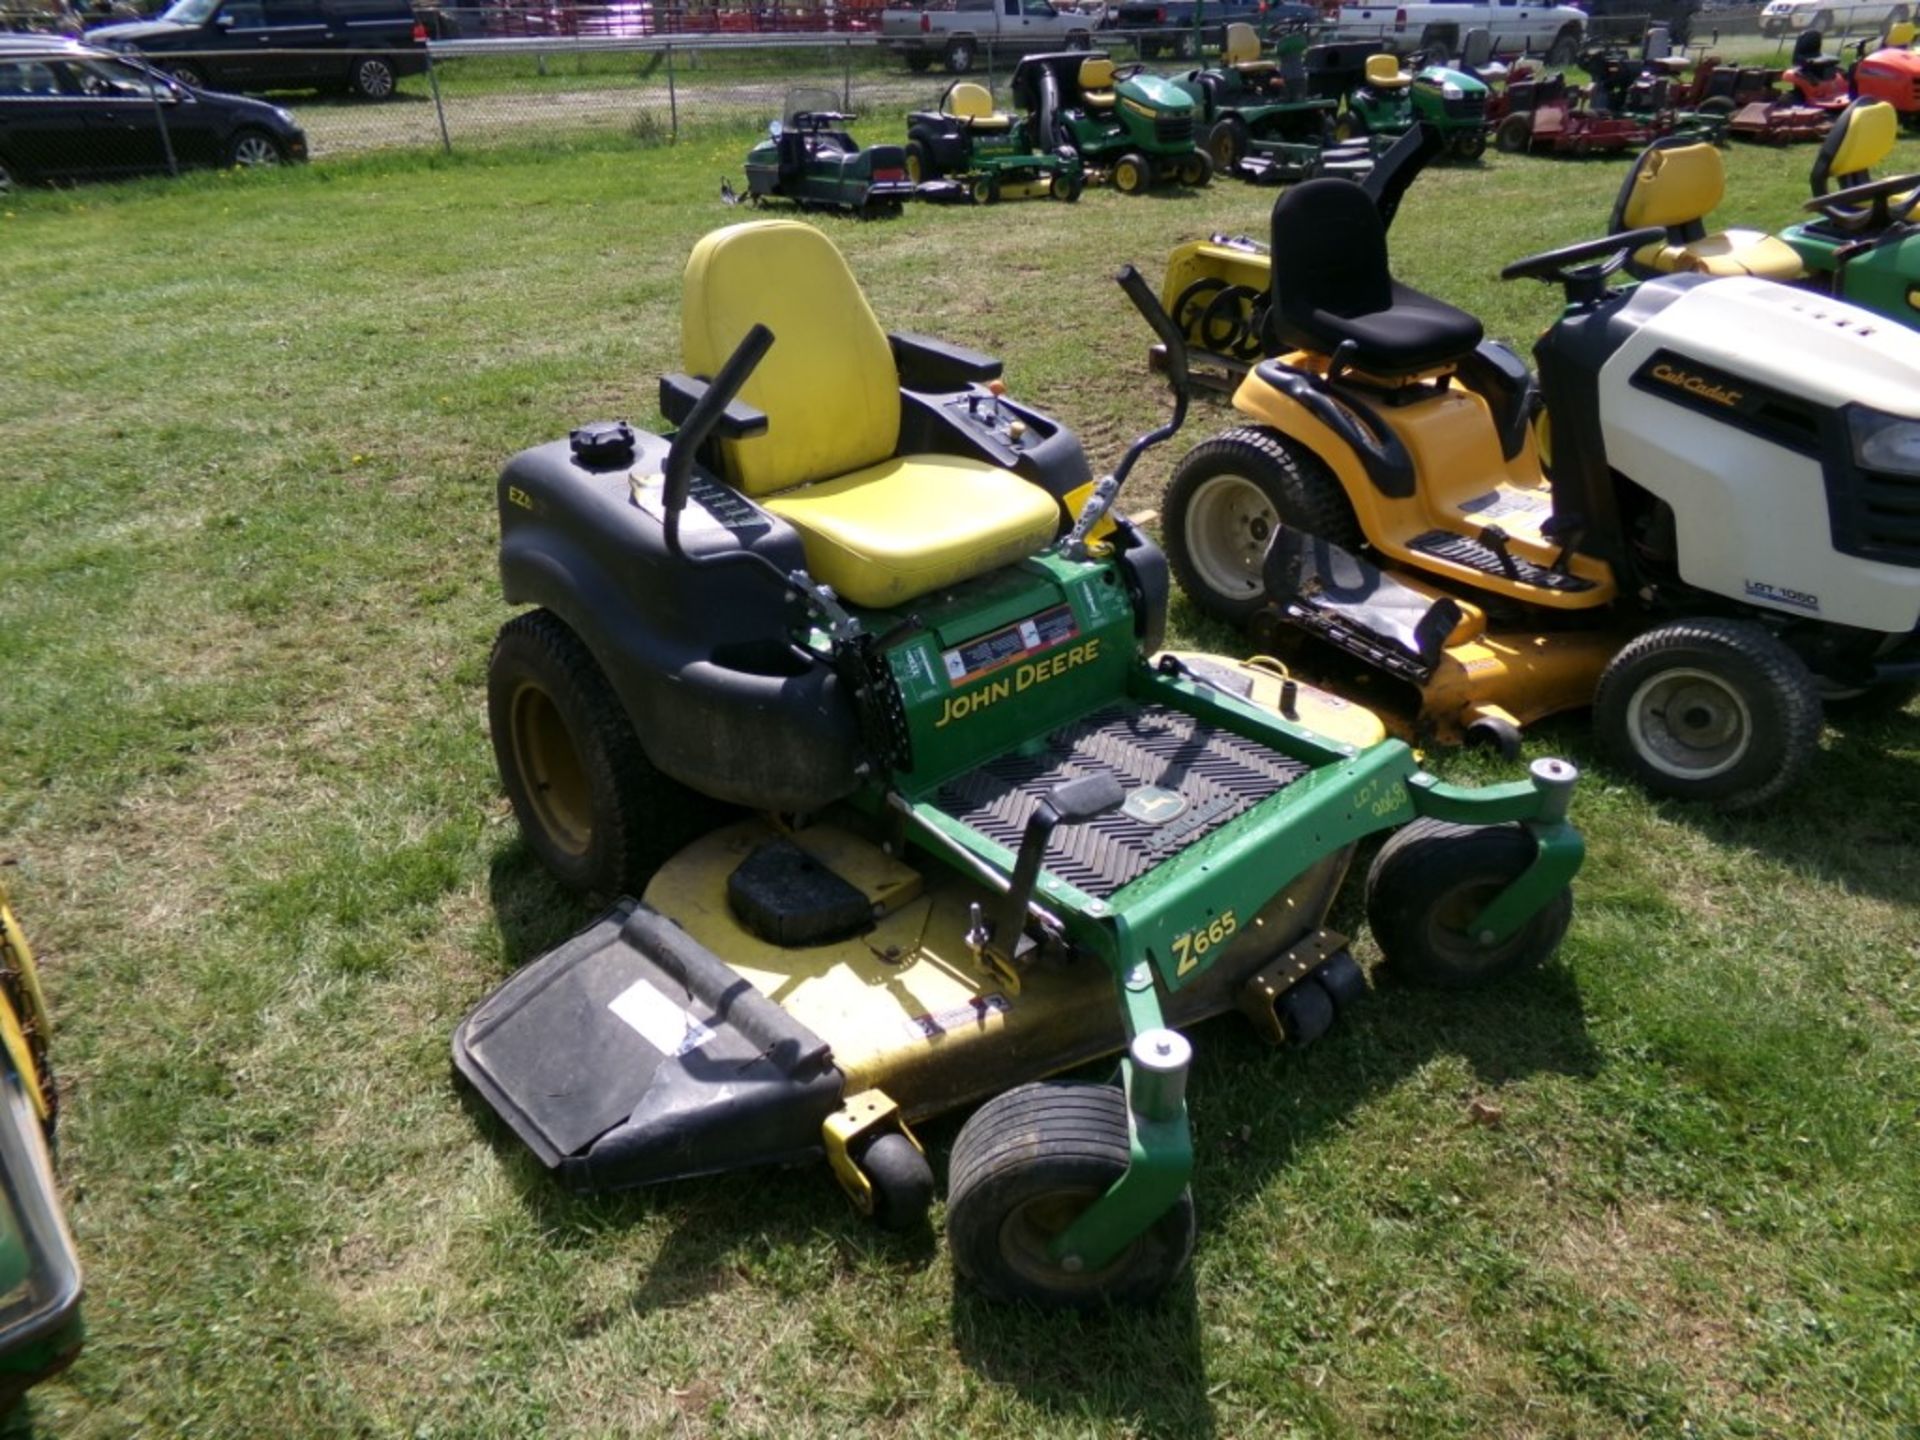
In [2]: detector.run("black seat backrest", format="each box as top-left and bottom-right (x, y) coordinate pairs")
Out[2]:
(1535, 73), (1567, 104)
(1265, 179), (1393, 351)
(1706, 67), (1739, 99)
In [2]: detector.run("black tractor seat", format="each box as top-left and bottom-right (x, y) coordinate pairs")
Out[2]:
(1263, 177), (1483, 377)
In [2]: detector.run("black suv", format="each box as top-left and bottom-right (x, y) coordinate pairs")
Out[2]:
(0, 35), (308, 189)
(90, 0), (426, 99)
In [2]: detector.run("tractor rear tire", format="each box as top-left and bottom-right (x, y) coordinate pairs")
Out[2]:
(1165, 427), (1363, 625)
(1367, 821), (1574, 989)
(488, 609), (729, 898)
(947, 1081), (1195, 1307)
(904, 137), (934, 183)
(1496, 111), (1534, 152)
(1207, 114), (1248, 170)
(1177, 148), (1213, 187)
(1111, 150), (1151, 194)
(1593, 618), (1823, 808)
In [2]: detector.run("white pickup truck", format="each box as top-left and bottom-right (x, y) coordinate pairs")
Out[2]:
(1336, 0), (1587, 61)
(880, 0), (1102, 74)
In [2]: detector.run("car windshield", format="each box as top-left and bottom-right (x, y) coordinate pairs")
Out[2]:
(159, 0), (221, 22)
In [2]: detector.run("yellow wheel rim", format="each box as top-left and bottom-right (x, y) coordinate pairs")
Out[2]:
(509, 683), (592, 856)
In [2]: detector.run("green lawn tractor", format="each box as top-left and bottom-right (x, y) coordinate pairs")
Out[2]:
(1780, 99), (1920, 330)
(1170, 21), (1346, 183)
(1339, 50), (1492, 161)
(732, 88), (916, 217)
(0, 885), (82, 1412)
(450, 215), (1586, 1307)
(1010, 50), (1213, 194)
(904, 80), (1085, 204)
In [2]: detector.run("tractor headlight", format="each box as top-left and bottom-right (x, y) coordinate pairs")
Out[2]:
(1849, 407), (1920, 476)
(1441, 81), (1464, 99)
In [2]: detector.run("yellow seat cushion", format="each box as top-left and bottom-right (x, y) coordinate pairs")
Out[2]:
(684, 219), (900, 498)
(762, 456), (1060, 608)
(1636, 230), (1808, 280)
(1829, 98), (1898, 177)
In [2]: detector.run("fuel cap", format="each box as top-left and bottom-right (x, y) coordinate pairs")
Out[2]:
(569, 419), (636, 466)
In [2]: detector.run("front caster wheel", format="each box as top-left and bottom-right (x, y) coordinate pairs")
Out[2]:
(1593, 618), (1822, 808)
(861, 1132), (933, 1233)
(947, 1082), (1195, 1307)
(1367, 820), (1573, 990)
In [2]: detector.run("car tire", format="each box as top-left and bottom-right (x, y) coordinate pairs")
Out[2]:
(165, 61), (207, 89)
(349, 55), (397, 99)
(945, 38), (975, 73)
(1547, 26), (1580, 65)
(226, 128), (286, 168)
(1067, 28), (1090, 49)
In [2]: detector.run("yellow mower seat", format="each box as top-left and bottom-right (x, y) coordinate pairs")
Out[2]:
(1080, 56), (1118, 108)
(1617, 142), (1807, 281)
(1811, 100), (1916, 218)
(1224, 22), (1277, 75)
(682, 220), (1058, 609)
(1365, 52), (1410, 89)
(946, 80), (1015, 132)
(1887, 20), (1917, 46)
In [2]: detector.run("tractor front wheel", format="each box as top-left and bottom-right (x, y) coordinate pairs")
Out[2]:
(1165, 427), (1362, 625)
(488, 609), (727, 897)
(1594, 618), (1822, 808)
(1110, 150), (1151, 194)
(1451, 127), (1488, 161)
(861, 1133), (934, 1232)
(971, 171), (999, 204)
(1367, 821), (1574, 989)
(1177, 148), (1213, 187)
(947, 1082), (1195, 1307)
(1050, 167), (1083, 201)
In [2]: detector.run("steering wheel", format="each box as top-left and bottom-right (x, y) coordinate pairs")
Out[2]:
(1500, 227), (1667, 288)
(1804, 171), (1920, 227)
(1112, 62), (1144, 80)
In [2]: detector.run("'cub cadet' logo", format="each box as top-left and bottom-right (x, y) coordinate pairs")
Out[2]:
(935, 638), (1101, 728)
(1651, 363), (1743, 408)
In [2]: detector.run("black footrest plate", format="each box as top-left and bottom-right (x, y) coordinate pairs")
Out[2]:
(1267, 531), (1461, 685)
(1408, 528), (1595, 592)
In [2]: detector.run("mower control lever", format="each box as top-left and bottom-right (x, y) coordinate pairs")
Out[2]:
(663, 323), (774, 557)
(974, 774), (1125, 979)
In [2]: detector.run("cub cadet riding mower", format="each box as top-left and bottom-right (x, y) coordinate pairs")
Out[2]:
(453, 217), (1587, 1308)
(1172, 22), (1344, 183)
(1161, 126), (1920, 807)
(0, 885), (82, 1410)
(734, 89), (916, 216)
(904, 80), (1085, 204)
(1009, 50), (1213, 194)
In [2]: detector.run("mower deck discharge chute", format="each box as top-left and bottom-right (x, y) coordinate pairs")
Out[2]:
(454, 217), (1587, 1306)
(1161, 126), (1920, 808)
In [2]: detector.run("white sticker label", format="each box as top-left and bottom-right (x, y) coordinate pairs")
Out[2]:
(608, 979), (715, 1057)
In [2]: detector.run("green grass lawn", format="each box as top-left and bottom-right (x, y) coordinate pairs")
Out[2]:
(4, 128), (1919, 1438)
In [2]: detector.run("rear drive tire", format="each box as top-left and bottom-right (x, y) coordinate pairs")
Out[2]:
(1496, 111), (1534, 151)
(947, 1082), (1196, 1307)
(1177, 148), (1213, 186)
(226, 128), (285, 168)
(1111, 149), (1151, 194)
(904, 137), (934, 183)
(861, 1133), (934, 1232)
(1207, 114), (1249, 169)
(350, 55), (397, 99)
(1593, 618), (1823, 808)
(1165, 426), (1363, 625)
(488, 609), (728, 897)
(1367, 821), (1574, 989)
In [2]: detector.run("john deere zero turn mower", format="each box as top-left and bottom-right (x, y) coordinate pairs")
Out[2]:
(0, 885), (82, 1410)
(1162, 126), (1920, 808)
(1009, 50), (1213, 194)
(452, 217), (1586, 1307)
(734, 89), (916, 216)
(904, 79), (1085, 204)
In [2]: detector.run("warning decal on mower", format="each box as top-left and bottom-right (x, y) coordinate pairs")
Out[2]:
(905, 992), (1010, 1042)
(941, 604), (1079, 687)
(608, 979), (716, 1057)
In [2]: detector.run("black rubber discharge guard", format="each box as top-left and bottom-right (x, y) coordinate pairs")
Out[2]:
(452, 901), (845, 1192)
